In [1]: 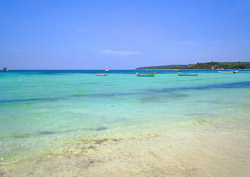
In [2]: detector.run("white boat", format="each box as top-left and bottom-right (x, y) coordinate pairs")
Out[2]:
(218, 70), (238, 74)
(95, 66), (109, 76)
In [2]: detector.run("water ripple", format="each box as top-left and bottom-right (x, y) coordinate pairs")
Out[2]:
(1, 81), (250, 104)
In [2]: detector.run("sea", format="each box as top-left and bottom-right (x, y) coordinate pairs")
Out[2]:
(1, 69), (250, 163)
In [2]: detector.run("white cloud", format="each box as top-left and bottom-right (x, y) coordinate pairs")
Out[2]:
(241, 40), (250, 43)
(8, 48), (22, 53)
(97, 50), (140, 56)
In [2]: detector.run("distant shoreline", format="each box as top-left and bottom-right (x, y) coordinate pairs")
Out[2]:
(139, 68), (250, 70)
(136, 62), (250, 70)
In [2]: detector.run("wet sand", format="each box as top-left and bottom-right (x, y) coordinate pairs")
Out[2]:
(1, 119), (250, 177)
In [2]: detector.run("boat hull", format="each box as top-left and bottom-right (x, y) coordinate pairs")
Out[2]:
(218, 71), (238, 74)
(96, 74), (107, 76)
(178, 73), (198, 76)
(136, 74), (155, 77)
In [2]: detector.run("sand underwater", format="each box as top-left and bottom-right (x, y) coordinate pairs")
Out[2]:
(0, 70), (250, 177)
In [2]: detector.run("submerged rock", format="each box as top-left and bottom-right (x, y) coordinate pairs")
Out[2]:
(95, 126), (108, 131)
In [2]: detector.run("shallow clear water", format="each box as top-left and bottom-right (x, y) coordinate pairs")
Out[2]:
(1, 70), (250, 159)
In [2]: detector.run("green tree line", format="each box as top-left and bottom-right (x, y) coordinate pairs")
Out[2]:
(137, 62), (250, 69)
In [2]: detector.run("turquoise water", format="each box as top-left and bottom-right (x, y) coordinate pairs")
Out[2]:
(1, 70), (250, 159)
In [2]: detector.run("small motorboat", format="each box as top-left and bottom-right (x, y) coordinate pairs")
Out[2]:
(136, 72), (156, 77)
(95, 66), (109, 76)
(96, 73), (107, 76)
(218, 70), (238, 74)
(1, 67), (9, 72)
(178, 72), (198, 76)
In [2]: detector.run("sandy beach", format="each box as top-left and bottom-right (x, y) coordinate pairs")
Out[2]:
(2, 118), (249, 177)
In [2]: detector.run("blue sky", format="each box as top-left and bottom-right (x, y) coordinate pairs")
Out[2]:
(0, 0), (250, 69)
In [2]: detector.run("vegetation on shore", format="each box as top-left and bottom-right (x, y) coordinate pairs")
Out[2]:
(136, 62), (250, 70)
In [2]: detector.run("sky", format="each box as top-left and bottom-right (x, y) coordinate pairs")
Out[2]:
(0, 0), (250, 69)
